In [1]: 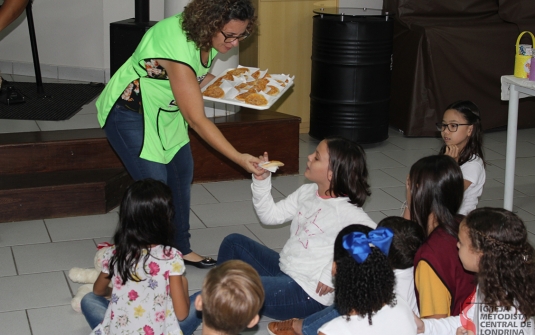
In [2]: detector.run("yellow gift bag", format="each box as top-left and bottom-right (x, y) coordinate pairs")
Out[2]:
(514, 31), (534, 78)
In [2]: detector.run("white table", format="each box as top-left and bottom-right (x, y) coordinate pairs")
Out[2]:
(500, 75), (535, 210)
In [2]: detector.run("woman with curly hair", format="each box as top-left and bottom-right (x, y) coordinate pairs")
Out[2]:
(95, 0), (259, 269)
(318, 224), (416, 334)
(415, 207), (535, 334)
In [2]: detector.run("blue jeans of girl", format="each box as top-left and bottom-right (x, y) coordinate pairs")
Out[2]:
(217, 233), (326, 319)
(174, 233), (329, 332)
(301, 304), (340, 335)
(104, 104), (193, 255)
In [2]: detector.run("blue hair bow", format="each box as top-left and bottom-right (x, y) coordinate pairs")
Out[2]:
(342, 227), (394, 263)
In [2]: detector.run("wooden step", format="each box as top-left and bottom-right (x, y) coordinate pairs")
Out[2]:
(0, 109), (301, 180)
(0, 128), (124, 175)
(0, 168), (132, 222)
(0, 109), (301, 222)
(190, 108), (301, 182)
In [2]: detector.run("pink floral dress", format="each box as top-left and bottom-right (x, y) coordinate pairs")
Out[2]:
(90, 245), (185, 335)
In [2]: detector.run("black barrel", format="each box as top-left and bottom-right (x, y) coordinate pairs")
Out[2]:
(309, 8), (393, 143)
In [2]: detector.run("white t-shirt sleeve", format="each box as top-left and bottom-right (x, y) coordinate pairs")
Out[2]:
(422, 316), (461, 335)
(459, 156), (485, 215)
(100, 247), (115, 275)
(461, 157), (484, 184)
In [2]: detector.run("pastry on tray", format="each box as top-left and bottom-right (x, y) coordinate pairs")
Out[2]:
(203, 67), (293, 108)
(244, 93), (268, 106)
(202, 85), (224, 98)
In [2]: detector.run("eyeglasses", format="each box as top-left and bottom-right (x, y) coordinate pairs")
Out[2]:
(435, 123), (472, 132)
(220, 30), (249, 43)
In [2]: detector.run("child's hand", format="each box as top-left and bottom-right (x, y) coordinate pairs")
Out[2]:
(456, 326), (474, 335)
(253, 152), (271, 180)
(315, 281), (334, 296)
(444, 145), (460, 161)
(403, 175), (411, 219)
(414, 313), (425, 334)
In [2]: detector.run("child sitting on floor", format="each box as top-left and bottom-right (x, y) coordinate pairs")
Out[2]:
(415, 207), (535, 334)
(318, 224), (416, 335)
(194, 260), (265, 335)
(267, 216), (425, 335)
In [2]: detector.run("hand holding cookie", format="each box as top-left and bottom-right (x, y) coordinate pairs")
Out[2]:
(254, 152), (285, 180)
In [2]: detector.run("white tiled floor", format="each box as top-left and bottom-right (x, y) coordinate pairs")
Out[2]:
(2, 74), (535, 335)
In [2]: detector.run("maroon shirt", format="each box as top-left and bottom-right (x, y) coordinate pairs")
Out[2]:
(414, 226), (476, 316)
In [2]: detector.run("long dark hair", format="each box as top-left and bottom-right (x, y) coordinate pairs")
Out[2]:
(378, 216), (425, 269)
(464, 208), (535, 319)
(439, 100), (485, 167)
(108, 179), (175, 284)
(409, 155), (464, 238)
(324, 137), (371, 207)
(182, 0), (257, 51)
(333, 224), (396, 325)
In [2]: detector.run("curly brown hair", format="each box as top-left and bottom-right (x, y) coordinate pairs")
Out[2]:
(465, 207), (535, 319)
(182, 0), (257, 51)
(334, 224), (396, 325)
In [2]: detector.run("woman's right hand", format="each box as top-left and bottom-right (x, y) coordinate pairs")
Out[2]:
(238, 153), (264, 176)
(160, 59), (262, 175)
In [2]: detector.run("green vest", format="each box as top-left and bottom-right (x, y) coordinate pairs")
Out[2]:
(96, 13), (217, 164)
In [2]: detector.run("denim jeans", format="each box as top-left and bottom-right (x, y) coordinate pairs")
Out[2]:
(80, 292), (201, 335)
(104, 104), (194, 255)
(217, 233), (326, 320)
(301, 304), (340, 335)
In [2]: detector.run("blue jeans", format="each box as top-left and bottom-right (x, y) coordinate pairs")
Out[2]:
(217, 234), (326, 320)
(301, 304), (340, 335)
(104, 104), (194, 255)
(81, 292), (201, 335)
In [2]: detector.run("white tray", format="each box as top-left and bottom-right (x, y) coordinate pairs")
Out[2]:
(201, 67), (294, 110)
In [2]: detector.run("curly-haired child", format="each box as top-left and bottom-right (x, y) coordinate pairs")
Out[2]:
(318, 224), (416, 335)
(415, 207), (535, 334)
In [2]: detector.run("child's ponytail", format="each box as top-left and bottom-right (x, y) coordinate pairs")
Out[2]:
(465, 208), (535, 319)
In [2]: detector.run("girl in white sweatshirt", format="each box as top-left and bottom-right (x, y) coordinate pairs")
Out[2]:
(217, 137), (376, 321)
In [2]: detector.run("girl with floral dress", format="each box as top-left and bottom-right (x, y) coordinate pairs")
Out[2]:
(89, 179), (189, 335)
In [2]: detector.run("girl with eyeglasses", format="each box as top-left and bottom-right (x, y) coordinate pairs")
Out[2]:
(95, 0), (261, 271)
(436, 100), (486, 215)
